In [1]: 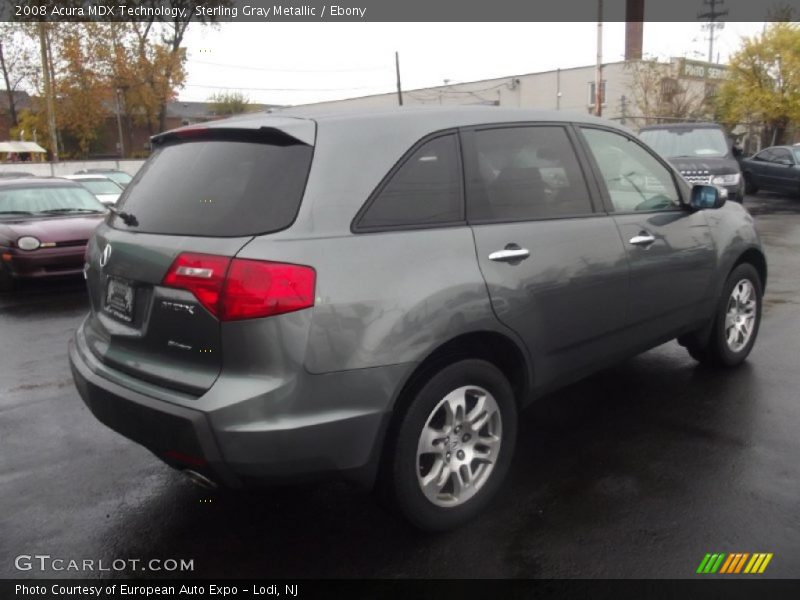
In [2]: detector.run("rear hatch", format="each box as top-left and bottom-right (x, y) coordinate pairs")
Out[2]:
(83, 122), (315, 396)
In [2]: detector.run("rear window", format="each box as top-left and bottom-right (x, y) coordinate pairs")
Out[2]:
(112, 135), (313, 237)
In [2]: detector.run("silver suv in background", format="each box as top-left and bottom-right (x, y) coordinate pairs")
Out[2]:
(70, 108), (766, 531)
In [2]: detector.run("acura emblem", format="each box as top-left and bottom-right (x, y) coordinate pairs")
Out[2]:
(100, 244), (112, 268)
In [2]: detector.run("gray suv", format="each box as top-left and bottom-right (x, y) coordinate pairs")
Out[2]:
(69, 108), (766, 531)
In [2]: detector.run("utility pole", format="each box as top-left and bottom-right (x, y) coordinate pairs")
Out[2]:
(37, 22), (58, 162)
(395, 51), (403, 106)
(595, 0), (603, 117)
(698, 0), (728, 64)
(114, 88), (125, 158)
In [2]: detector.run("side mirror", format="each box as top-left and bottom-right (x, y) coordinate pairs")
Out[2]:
(732, 146), (743, 158)
(777, 158), (794, 167)
(690, 185), (726, 210)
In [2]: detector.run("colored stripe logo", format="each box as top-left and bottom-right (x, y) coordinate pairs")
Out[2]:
(696, 553), (773, 574)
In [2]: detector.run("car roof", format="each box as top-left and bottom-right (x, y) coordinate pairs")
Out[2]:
(158, 105), (634, 145)
(639, 122), (724, 131)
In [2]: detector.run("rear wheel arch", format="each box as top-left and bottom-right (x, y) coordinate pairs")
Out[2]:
(374, 331), (530, 489)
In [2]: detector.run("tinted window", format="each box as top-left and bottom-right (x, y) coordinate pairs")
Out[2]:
(582, 127), (680, 213)
(468, 126), (593, 221)
(638, 127), (729, 158)
(112, 137), (313, 237)
(358, 134), (462, 229)
(771, 148), (793, 163)
(754, 149), (774, 162)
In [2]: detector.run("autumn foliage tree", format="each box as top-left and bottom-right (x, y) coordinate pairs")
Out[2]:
(716, 22), (800, 146)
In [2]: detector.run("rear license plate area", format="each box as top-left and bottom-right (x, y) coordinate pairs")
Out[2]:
(104, 277), (135, 323)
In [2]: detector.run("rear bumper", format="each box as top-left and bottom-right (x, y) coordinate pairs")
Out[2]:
(3, 246), (86, 279)
(69, 319), (406, 488)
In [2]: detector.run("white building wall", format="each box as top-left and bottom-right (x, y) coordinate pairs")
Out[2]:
(291, 62), (634, 123)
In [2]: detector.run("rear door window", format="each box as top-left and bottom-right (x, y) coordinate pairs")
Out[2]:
(466, 125), (594, 222)
(112, 132), (313, 237)
(355, 133), (463, 230)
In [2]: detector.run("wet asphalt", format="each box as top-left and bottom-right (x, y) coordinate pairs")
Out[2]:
(1, 193), (799, 580)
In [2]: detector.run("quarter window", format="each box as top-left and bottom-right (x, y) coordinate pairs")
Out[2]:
(467, 126), (594, 221)
(357, 134), (463, 229)
(581, 127), (680, 213)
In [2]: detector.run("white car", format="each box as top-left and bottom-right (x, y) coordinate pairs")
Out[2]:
(62, 174), (123, 205)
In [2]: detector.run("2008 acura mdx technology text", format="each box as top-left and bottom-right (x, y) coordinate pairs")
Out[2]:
(69, 107), (766, 531)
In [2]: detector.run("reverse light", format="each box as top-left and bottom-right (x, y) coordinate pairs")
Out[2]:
(162, 253), (315, 321)
(17, 236), (41, 251)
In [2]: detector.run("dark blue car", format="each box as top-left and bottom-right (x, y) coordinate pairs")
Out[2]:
(741, 145), (800, 197)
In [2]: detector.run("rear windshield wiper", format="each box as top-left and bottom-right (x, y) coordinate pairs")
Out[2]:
(39, 208), (106, 214)
(107, 206), (138, 226)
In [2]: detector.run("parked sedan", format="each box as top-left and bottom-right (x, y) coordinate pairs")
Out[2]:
(70, 108), (765, 531)
(741, 145), (800, 197)
(0, 178), (107, 291)
(74, 168), (133, 188)
(63, 174), (124, 205)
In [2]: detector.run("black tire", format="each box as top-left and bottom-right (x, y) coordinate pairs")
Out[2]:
(744, 174), (758, 195)
(389, 359), (517, 532)
(687, 263), (762, 367)
(0, 266), (13, 293)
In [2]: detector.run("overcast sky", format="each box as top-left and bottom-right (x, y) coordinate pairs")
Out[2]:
(179, 22), (766, 107)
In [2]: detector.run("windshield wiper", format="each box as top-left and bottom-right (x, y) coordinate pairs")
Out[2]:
(39, 208), (106, 214)
(107, 206), (138, 226)
(0, 210), (35, 215)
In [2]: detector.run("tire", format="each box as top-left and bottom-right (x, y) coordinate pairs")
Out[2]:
(744, 174), (758, 195)
(0, 266), (13, 293)
(389, 359), (517, 531)
(687, 263), (762, 367)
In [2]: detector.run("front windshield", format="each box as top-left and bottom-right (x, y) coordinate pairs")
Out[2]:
(640, 128), (729, 159)
(793, 148), (800, 163)
(79, 179), (122, 195)
(0, 185), (107, 215)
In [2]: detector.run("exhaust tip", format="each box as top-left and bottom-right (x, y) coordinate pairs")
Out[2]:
(183, 469), (218, 490)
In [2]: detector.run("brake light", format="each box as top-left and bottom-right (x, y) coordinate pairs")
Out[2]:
(162, 253), (231, 317)
(162, 253), (315, 321)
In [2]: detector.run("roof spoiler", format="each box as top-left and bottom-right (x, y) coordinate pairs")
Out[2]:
(151, 126), (312, 147)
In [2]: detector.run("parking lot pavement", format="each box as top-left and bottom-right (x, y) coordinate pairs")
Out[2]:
(1, 193), (799, 580)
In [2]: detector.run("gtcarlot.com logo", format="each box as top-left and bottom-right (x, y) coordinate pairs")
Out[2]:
(14, 554), (194, 573)
(696, 552), (773, 574)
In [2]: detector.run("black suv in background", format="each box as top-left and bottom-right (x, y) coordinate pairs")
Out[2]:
(639, 123), (745, 202)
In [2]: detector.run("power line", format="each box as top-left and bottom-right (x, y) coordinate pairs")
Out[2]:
(183, 82), (388, 92)
(187, 59), (391, 73)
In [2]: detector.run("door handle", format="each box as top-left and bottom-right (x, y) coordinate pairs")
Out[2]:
(489, 246), (530, 262)
(629, 232), (656, 247)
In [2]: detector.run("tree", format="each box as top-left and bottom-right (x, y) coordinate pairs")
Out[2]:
(626, 58), (711, 126)
(0, 23), (38, 129)
(208, 90), (252, 116)
(716, 22), (800, 146)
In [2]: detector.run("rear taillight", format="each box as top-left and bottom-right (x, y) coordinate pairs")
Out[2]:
(162, 253), (315, 321)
